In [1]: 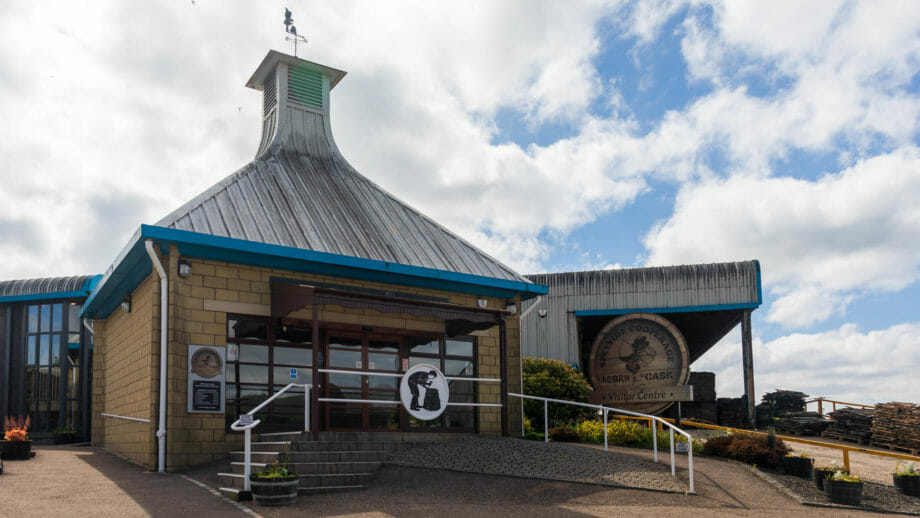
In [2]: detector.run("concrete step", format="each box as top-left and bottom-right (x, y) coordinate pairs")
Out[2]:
(292, 440), (406, 452)
(250, 441), (291, 452)
(297, 472), (374, 487)
(286, 461), (382, 474)
(217, 472), (245, 490)
(230, 449), (389, 463)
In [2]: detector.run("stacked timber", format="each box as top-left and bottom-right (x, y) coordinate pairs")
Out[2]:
(871, 402), (920, 452)
(759, 390), (808, 415)
(717, 397), (749, 429)
(773, 412), (830, 436)
(822, 408), (874, 444)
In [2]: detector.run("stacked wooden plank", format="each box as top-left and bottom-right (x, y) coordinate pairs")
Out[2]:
(717, 397), (749, 429)
(759, 389), (809, 415)
(822, 408), (874, 444)
(773, 412), (831, 436)
(871, 402), (920, 451)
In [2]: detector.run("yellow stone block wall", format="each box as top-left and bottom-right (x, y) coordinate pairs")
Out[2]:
(96, 249), (525, 470)
(91, 273), (158, 468)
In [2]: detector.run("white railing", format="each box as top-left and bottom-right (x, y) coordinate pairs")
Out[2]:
(229, 383), (312, 492)
(316, 368), (504, 407)
(507, 392), (695, 493)
(101, 413), (151, 423)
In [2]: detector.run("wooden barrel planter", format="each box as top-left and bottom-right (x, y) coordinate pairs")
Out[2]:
(813, 467), (846, 490)
(893, 474), (920, 497)
(0, 440), (32, 460)
(249, 474), (299, 506)
(824, 478), (863, 506)
(782, 456), (813, 478)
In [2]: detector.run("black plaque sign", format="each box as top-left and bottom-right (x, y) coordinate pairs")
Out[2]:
(588, 313), (690, 414)
(192, 380), (222, 411)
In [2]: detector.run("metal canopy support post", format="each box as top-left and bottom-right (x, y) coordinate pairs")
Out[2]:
(499, 317), (509, 437)
(741, 309), (755, 429)
(311, 303), (319, 440)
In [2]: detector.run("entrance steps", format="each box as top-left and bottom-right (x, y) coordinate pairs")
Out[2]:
(217, 431), (455, 501)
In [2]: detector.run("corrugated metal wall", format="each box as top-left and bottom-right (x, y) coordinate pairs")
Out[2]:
(521, 261), (760, 363)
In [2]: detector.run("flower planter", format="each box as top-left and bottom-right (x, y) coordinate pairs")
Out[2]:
(824, 478), (863, 506)
(249, 474), (299, 506)
(814, 467), (847, 490)
(0, 440), (32, 460)
(783, 456), (813, 478)
(894, 474), (920, 497)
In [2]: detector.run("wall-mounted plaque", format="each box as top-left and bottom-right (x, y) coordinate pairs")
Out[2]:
(188, 345), (226, 413)
(399, 364), (449, 421)
(588, 313), (691, 415)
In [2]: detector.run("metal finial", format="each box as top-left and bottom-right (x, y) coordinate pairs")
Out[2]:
(283, 8), (308, 57)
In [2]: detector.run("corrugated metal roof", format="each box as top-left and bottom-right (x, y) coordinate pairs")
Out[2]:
(156, 51), (530, 285)
(0, 275), (98, 300)
(521, 261), (761, 363)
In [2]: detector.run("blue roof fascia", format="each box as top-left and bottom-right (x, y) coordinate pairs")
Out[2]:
(83, 225), (546, 319)
(574, 301), (761, 318)
(0, 290), (91, 304)
(754, 259), (763, 305)
(141, 225), (547, 299)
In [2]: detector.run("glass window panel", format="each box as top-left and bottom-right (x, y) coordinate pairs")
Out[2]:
(329, 349), (361, 369)
(51, 366), (61, 399)
(367, 390), (399, 401)
(273, 366), (311, 385)
(446, 338), (473, 357)
(237, 385), (269, 414)
(52, 335), (61, 364)
(274, 324), (312, 344)
(238, 364), (269, 384)
(67, 363), (80, 399)
(226, 343), (239, 363)
(329, 337), (361, 350)
(444, 409), (474, 429)
(66, 399), (80, 430)
(227, 317), (267, 340)
(38, 366), (49, 398)
(369, 406), (399, 430)
(328, 373), (361, 388)
(446, 380), (474, 398)
(409, 338), (440, 355)
(25, 367), (35, 398)
(226, 366), (236, 383)
(367, 353), (397, 372)
(274, 346), (311, 366)
(444, 359), (475, 377)
(28, 306), (39, 332)
(329, 406), (363, 429)
(52, 303), (63, 332)
(368, 376), (398, 390)
(69, 303), (81, 333)
(409, 356), (441, 370)
(27, 335), (36, 365)
(40, 335), (50, 366)
(40, 304), (50, 332)
(328, 386), (363, 400)
(238, 344), (268, 363)
(368, 340), (398, 352)
(225, 384), (238, 401)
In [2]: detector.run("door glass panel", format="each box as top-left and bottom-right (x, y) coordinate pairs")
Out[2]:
(445, 409), (474, 429)
(367, 353), (397, 372)
(328, 372), (361, 388)
(27, 336), (36, 364)
(369, 406), (399, 430)
(40, 305), (50, 332)
(52, 304), (63, 332)
(444, 359), (474, 377)
(52, 335), (61, 364)
(273, 366), (311, 385)
(329, 349), (361, 369)
(409, 339), (440, 355)
(239, 344), (268, 363)
(274, 346), (311, 366)
(329, 337), (361, 350)
(368, 376), (398, 390)
(329, 406), (362, 428)
(238, 365), (269, 384)
(409, 356), (439, 370)
(445, 339), (473, 357)
(28, 305), (39, 332)
(368, 390), (399, 401)
(39, 335), (49, 366)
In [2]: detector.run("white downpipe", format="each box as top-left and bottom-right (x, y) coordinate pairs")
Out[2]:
(145, 239), (168, 473)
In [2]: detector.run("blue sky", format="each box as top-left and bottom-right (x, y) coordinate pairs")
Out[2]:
(1, 1), (920, 405)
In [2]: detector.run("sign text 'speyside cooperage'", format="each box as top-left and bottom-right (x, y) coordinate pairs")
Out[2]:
(588, 313), (690, 414)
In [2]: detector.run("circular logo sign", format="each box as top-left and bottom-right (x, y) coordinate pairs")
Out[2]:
(190, 347), (223, 379)
(400, 364), (450, 421)
(588, 313), (689, 415)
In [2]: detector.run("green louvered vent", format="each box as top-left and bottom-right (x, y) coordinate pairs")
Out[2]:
(288, 64), (323, 108)
(263, 70), (277, 116)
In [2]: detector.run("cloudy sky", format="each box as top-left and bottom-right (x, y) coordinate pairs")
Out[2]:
(2, 1), (919, 407)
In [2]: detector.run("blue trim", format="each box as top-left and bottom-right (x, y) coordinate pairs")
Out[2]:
(575, 302), (761, 317)
(82, 225), (547, 319)
(754, 259), (763, 305)
(0, 290), (91, 303)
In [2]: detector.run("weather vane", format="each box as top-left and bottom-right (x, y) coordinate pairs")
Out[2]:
(284, 8), (308, 57)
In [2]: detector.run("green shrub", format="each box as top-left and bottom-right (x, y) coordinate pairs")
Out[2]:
(549, 425), (579, 442)
(523, 431), (545, 441)
(522, 358), (594, 430)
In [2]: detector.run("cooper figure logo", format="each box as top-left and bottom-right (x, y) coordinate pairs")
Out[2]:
(619, 336), (656, 374)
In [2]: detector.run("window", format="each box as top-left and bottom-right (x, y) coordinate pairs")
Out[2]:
(407, 336), (476, 430)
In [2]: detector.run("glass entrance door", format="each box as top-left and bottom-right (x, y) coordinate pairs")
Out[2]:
(325, 333), (401, 431)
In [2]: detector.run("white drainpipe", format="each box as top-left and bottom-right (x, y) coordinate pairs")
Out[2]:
(145, 239), (169, 473)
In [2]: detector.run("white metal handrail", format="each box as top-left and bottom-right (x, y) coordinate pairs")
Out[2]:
(318, 367), (501, 383)
(317, 368), (503, 407)
(508, 392), (694, 493)
(229, 383), (312, 492)
(101, 413), (151, 423)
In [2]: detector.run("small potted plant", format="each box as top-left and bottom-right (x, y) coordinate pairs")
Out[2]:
(1, 416), (32, 460)
(824, 470), (864, 506)
(52, 427), (77, 444)
(782, 452), (813, 478)
(894, 462), (920, 497)
(249, 459), (299, 506)
(813, 461), (847, 490)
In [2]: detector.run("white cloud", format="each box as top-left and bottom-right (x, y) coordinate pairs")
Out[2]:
(694, 321), (920, 405)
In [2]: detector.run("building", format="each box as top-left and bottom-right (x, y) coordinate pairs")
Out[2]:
(1, 50), (546, 471)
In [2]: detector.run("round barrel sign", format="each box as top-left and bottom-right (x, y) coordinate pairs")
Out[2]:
(588, 313), (690, 415)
